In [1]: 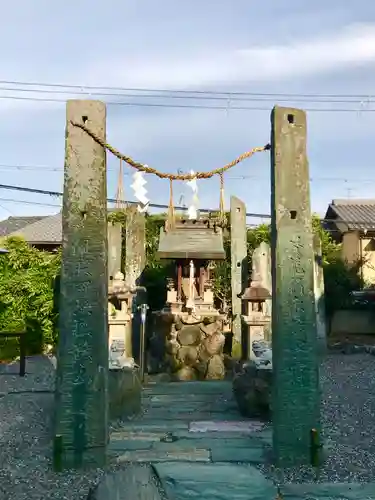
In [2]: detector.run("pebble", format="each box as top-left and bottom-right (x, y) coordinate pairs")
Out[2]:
(0, 356), (110, 500)
(1, 351), (375, 498)
(258, 352), (375, 483)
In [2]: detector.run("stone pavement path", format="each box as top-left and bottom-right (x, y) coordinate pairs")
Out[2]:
(97, 381), (375, 500)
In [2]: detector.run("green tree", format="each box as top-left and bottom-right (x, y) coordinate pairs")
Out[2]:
(0, 237), (61, 358)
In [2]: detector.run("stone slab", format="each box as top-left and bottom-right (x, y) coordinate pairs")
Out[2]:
(111, 431), (165, 442)
(149, 394), (222, 403)
(155, 463), (277, 499)
(108, 439), (154, 452)
(180, 430), (267, 441)
(111, 429), (267, 443)
(152, 437), (264, 451)
(254, 427), (273, 444)
(91, 464), (165, 500)
(116, 448), (211, 463)
(113, 421), (190, 431)
(210, 446), (266, 463)
(143, 381), (232, 394)
(281, 482), (375, 499)
(139, 412), (243, 421)
(189, 420), (265, 433)
(142, 397), (239, 410)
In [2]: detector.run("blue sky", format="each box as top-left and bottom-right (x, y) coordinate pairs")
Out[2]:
(0, 1), (375, 224)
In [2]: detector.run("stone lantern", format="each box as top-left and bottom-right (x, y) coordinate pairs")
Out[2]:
(241, 280), (271, 360)
(108, 271), (134, 369)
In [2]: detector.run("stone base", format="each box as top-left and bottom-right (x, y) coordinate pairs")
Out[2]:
(153, 312), (227, 381)
(232, 361), (272, 419)
(108, 367), (142, 420)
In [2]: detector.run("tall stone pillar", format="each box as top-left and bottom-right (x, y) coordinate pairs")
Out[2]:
(313, 234), (327, 355)
(124, 205), (146, 363)
(54, 100), (108, 469)
(230, 196), (248, 358)
(108, 222), (122, 280)
(270, 106), (320, 466)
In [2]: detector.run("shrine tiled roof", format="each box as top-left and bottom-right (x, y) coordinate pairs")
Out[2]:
(157, 219), (226, 260)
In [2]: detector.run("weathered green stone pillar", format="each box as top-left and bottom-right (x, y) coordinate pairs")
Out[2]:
(270, 106), (320, 466)
(313, 234), (327, 356)
(108, 222), (122, 280)
(230, 196), (248, 359)
(125, 205), (146, 363)
(125, 205), (146, 290)
(54, 100), (108, 469)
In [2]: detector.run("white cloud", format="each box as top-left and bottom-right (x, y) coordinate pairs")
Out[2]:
(89, 23), (375, 89)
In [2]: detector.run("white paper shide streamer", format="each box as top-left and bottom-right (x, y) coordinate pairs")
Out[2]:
(131, 170), (149, 212)
(186, 170), (199, 220)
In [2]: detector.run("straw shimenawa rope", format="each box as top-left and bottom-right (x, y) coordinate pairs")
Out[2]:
(71, 121), (270, 181)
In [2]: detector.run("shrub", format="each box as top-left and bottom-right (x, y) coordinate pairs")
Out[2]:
(0, 237), (60, 358)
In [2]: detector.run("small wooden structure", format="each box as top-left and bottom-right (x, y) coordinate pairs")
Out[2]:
(157, 219), (225, 315)
(153, 219), (228, 380)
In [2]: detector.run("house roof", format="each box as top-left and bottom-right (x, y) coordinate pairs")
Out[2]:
(8, 213), (62, 244)
(325, 199), (375, 231)
(0, 216), (45, 237)
(157, 219), (226, 260)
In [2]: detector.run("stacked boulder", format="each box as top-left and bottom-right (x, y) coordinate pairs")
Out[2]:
(232, 340), (272, 419)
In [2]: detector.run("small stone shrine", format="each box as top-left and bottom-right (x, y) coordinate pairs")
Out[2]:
(154, 218), (227, 381)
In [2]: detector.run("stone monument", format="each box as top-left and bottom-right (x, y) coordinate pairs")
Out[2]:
(54, 100), (108, 469)
(271, 106), (320, 466)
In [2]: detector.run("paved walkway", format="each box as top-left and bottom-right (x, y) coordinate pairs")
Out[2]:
(98, 381), (375, 500)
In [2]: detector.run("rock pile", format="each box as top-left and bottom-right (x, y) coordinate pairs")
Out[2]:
(232, 341), (272, 418)
(167, 317), (226, 381)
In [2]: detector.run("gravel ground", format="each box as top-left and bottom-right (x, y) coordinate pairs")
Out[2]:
(1, 352), (375, 499)
(259, 352), (375, 484)
(0, 356), (109, 500)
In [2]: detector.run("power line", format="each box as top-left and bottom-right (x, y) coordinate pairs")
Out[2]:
(0, 85), (372, 105)
(0, 163), (126, 173)
(0, 182), (269, 218)
(0, 182), (374, 227)
(0, 79), (373, 100)
(0, 93), (373, 113)
(0, 197), (61, 208)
